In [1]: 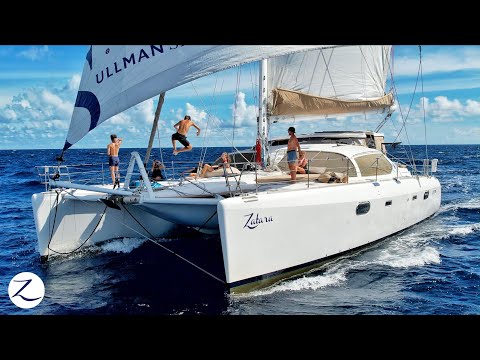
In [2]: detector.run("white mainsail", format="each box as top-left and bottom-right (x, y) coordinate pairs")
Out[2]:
(63, 45), (333, 151)
(267, 45), (393, 118)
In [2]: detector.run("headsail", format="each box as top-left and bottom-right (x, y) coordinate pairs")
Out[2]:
(267, 45), (394, 118)
(63, 45), (333, 151)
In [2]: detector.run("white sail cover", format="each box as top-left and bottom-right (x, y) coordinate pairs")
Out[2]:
(267, 45), (393, 117)
(63, 45), (332, 151)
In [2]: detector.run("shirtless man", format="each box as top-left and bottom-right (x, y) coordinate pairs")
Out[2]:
(286, 126), (301, 181)
(171, 115), (201, 155)
(107, 134), (123, 187)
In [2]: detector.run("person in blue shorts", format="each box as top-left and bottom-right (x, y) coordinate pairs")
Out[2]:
(287, 126), (301, 181)
(107, 134), (123, 188)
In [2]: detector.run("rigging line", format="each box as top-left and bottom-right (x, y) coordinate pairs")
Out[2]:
(194, 209), (218, 232)
(201, 72), (224, 162)
(307, 49), (322, 94)
(189, 77), (219, 166)
(384, 46), (418, 172)
(294, 51), (308, 88)
(48, 183), (225, 284)
(46, 189), (109, 255)
(419, 45), (428, 162)
(201, 75), (220, 162)
(182, 177), (218, 195)
(120, 203), (225, 284)
(320, 48), (338, 98)
(358, 46), (381, 95)
(186, 64), (256, 170)
(248, 62), (258, 115)
(232, 65), (242, 144)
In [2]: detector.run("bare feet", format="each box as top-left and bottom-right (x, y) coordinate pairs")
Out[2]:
(173, 150), (178, 156)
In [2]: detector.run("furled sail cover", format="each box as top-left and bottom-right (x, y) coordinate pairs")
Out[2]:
(63, 45), (330, 151)
(268, 45), (394, 117)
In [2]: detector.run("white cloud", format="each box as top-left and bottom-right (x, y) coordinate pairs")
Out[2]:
(393, 96), (480, 124)
(464, 99), (480, 115)
(231, 92), (257, 127)
(395, 46), (480, 76)
(41, 90), (74, 116)
(185, 103), (207, 123)
(0, 95), (13, 107)
(67, 74), (81, 91)
(453, 127), (480, 137)
(18, 45), (50, 61)
(134, 98), (155, 124)
(109, 112), (131, 125)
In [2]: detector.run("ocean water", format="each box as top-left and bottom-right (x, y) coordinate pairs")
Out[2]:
(0, 145), (478, 315)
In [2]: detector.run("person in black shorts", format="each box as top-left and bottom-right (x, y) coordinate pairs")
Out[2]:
(171, 115), (201, 155)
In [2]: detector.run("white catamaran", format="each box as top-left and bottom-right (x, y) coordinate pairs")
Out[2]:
(32, 45), (441, 293)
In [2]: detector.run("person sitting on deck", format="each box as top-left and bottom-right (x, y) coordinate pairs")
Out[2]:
(201, 152), (231, 177)
(150, 160), (166, 181)
(181, 162), (204, 177)
(296, 150), (308, 174)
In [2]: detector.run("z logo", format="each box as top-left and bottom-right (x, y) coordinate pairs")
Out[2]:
(8, 272), (45, 309)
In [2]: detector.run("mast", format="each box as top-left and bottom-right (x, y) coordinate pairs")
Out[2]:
(144, 92), (165, 166)
(257, 59), (268, 168)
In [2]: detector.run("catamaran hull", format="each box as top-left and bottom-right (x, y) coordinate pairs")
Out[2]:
(218, 176), (441, 293)
(32, 190), (179, 259)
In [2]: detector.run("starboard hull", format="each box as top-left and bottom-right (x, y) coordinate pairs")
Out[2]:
(218, 176), (442, 293)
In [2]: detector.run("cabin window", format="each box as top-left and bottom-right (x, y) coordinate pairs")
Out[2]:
(354, 153), (393, 177)
(424, 191), (429, 200)
(356, 201), (370, 215)
(278, 151), (357, 177)
(413, 195), (417, 200)
(385, 200), (392, 206)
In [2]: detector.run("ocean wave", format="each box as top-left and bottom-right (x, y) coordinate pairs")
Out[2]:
(439, 198), (480, 214)
(237, 218), (448, 297)
(7, 170), (37, 178)
(373, 244), (440, 268)
(448, 223), (479, 236)
(99, 237), (148, 253)
(241, 268), (348, 297)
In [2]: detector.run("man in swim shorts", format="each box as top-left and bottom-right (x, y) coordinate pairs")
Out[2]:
(107, 134), (123, 187)
(171, 115), (201, 155)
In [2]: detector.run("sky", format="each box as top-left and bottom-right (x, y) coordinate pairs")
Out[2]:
(0, 45), (479, 151)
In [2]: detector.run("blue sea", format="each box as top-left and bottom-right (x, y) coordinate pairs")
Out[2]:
(0, 145), (478, 315)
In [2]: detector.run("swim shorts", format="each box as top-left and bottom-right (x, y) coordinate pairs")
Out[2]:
(287, 150), (297, 164)
(172, 132), (190, 147)
(109, 156), (119, 167)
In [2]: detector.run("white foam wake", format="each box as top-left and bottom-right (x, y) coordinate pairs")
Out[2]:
(439, 197), (480, 214)
(99, 237), (147, 253)
(244, 269), (348, 297)
(448, 223), (479, 236)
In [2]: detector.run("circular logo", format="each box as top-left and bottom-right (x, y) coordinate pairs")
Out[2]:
(8, 272), (45, 309)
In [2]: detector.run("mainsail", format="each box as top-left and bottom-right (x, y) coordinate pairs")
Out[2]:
(267, 45), (394, 118)
(63, 45), (333, 151)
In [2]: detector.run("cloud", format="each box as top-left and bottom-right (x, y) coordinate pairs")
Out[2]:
(41, 89), (74, 117)
(18, 45), (50, 61)
(185, 103), (207, 122)
(392, 96), (480, 124)
(395, 46), (480, 76)
(231, 92), (257, 127)
(67, 74), (81, 91)
(453, 127), (480, 137)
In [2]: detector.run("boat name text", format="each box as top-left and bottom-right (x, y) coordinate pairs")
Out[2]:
(243, 213), (273, 229)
